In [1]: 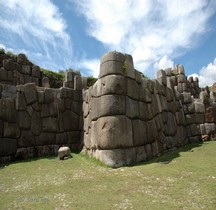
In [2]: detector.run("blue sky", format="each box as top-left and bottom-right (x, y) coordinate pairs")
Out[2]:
(0, 0), (216, 87)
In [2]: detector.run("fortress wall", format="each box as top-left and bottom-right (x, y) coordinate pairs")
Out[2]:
(82, 51), (216, 168)
(0, 53), (41, 86)
(0, 50), (215, 167)
(0, 81), (84, 163)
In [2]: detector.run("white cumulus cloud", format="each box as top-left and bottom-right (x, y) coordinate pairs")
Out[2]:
(0, 0), (72, 70)
(73, 0), (216, 76)
(189, 58), (216, 87)
(154, 55), (174, 70)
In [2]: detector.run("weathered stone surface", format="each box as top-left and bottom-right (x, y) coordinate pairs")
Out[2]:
(44, 88), (55, 103)
(187, 103), (195, 114)
(56, 133), (67, 145)
(178, 64), (185, 75)
(32, 66), (41, 78)
(27, 105), (33, 117)
(4, 122), (20, 138)
(62, 110), (79, 131)
(125, 147), (136, 165)
(99, 61), (124, 78)
(24, 83), (37, 104)
(17, 54), (30, 65)
(31, 102), (41, 112)
(41, 104), (50, 118)
(151, 141), (158, 157)
(18, 131), (35, 147)
(1, 84), (16, 99)
(123, 54), (135, 79)
(194, 101), (205, 113)
(189, 124), (201, 136)
(210, 92), (216, 102)
(38, 91), (45, 103)
(165, 68), (172, 76)
(177, 75), (186, 83)
(199, 91), (209, 104)
(0, 67), (7, 81)
(92, 116), (133, 149)
(96, 149), (126, 168)
(67, 131), (80, 144)
(95, 75), (126, 96)
(133, 120), (147, 146)
(16, 91), (27, 110)
(188, 136), (201, 143)
(185, 114), (196, 124)
(181, 92), (192, 104)
(3, 59), (16, 71)
(205, 105), (216, 123)
(139, 102), (148, 120)
(42, 117), (59, 132)
(147, 119), (158, 143)
(0, 138), (17, 156)
(35, 133), (56, 145)
(42, 77), (50, 88)
(58, 146), (71, 160)
(0, 98), (16, 122)
(91, 95), (126, 120)
(135, 146), (147, 163)
(205, 123), (216, 135)
(15, 147), (34, 159)
(164, 112), (177, 136)
(126, 78), (139, 100)
(200, 124), (206, 134)
(74, 75), (83, 90)
(17, 111), (31, 129)
(22, 65), (31, 74)
(145, 144), (153, 159)
(31, 111), (42, 136)
(126, 97), (139, 118)
(195, 113), (205, 124)
(0, 120), (3, 137)
(49, 102), (58, 116)
(100, 51), (125, 64)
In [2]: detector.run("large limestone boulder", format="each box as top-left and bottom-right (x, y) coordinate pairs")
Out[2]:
(90, 116), (133, 150)
(58, 146), (71, 160)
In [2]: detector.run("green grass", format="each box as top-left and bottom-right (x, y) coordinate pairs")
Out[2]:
(0, 142), (216, 210)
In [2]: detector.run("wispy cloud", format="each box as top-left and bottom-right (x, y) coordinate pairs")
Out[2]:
(0, 0), (72, 70)
(189, 58), (216, 87)
(74, 0), (216, 76)
(78, 59), (100, 77)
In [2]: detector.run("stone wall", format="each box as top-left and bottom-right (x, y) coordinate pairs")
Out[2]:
(0, 53), (42, 86)
(0, 82), (84, 163)
(1, 50), (216, 167)
(82, 51), (216, 168)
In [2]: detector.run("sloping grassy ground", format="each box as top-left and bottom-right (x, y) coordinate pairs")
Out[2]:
(0, 142), (216, 210)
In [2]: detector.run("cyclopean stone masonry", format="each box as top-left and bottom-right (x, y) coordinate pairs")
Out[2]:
(82, 51), (216, 168)
(0, 80), (85, 163)
(0, 51), (216, 167)
(0, 53), (42, 86)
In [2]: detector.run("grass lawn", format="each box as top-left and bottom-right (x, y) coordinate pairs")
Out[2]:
(0, 141), (216, 210)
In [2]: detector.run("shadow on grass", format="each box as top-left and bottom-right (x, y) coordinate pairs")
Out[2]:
(135, 142), (204, 167)
(0, 143), (206, 169)
(0, 149), (82, 169)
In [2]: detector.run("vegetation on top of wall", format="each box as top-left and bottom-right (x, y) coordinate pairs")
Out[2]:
(140, 72), (148, 79)
(87, 76), (97, 87)
(40, 68), (65, 88)
(41, 67), (82, 88)
(0, 48), (18, 61)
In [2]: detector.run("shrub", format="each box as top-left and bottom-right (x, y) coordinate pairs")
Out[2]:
(87, 76), (97, 87)
(41, 68), (64, 88)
